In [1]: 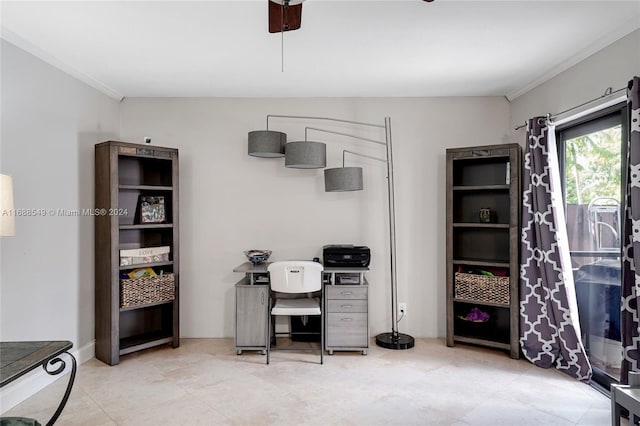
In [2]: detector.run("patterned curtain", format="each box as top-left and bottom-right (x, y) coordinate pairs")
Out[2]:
(520, 117), (592, 382)
(621, 76), (640, 384)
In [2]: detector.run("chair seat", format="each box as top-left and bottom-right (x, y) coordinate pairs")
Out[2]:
(272, 297), (321, 316)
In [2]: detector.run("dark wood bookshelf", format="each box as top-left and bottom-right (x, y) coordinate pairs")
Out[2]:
(95, 141), (180, 366)
(446, 143), (521, 359)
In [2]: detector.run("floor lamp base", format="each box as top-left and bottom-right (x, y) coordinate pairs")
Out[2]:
(375, 332), (415, 350)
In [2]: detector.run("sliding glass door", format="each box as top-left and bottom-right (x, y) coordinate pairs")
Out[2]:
(557, 104), (628, 391)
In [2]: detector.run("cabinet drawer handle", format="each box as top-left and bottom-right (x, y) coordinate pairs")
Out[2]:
(261, 292), (265, 305)
(340, 317), (354, 321)
(340, 291), (353, 295)
(340, 304), (353, 308)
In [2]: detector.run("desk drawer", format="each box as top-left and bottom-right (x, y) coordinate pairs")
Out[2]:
(326, 286), (367, 300)
(327, 299), (367, 313)
(326, 313), (368, 347)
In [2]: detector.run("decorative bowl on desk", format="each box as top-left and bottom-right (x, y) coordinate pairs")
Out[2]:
(244, 250), (272, 264)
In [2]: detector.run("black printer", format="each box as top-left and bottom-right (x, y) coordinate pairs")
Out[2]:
(323, 245), (371, 268)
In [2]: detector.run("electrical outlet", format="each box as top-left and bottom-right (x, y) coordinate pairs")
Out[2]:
(399, 303), (407, 315)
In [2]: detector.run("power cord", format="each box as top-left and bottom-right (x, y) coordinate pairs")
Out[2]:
(397, 311), (405, 323)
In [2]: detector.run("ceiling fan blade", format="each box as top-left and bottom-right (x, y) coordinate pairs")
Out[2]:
(270, 0), (305, 4)
(268, 0), (303, 33)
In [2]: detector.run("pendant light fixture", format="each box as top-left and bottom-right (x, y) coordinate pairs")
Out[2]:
(284, 141), (326, 169)
(323, 147), (386, 192)
(324, 167), (363, 192)
(248, 130), (286, 158)
(324, 148), (386, 192)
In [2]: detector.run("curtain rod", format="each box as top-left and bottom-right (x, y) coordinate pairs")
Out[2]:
(513, 86), (627, 130)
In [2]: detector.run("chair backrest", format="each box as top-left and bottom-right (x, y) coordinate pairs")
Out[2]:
(267, 261), (323, 294)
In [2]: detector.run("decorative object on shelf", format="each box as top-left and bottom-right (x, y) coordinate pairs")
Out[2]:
(458, 307), (490, 323)
(120, 273), (175, 308)
(120, 246), (170, 266)
(247, 114), (414, 350)
(479, 208), (492, 223)
(455, 272), (510, 304)
(244, 249), (272, 264)
(0, 174), (15, 237)
(127, 267), (157, 280)
(138, 195), (166, 224)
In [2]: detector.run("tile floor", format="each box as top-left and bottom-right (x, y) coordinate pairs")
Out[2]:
(2, 338), (614, 425)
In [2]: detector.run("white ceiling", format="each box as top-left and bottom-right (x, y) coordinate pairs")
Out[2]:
(1, 1), (639, 100)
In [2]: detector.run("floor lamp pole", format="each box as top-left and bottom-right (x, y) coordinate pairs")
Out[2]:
(375, 117), (415, 349)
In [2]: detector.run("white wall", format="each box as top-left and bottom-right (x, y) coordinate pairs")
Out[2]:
(0, 40), (120, 353)
(120, 96), (511, 339)
(510, 29), (640, 136)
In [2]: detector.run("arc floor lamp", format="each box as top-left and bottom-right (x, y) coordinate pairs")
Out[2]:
(248, 115), (414, 349)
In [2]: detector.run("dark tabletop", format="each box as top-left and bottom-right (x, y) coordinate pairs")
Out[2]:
(0, 341), (73, 387)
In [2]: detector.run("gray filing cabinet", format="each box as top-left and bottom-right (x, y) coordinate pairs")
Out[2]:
(234, 262), (270, 355)
(324, 268), (369, 355)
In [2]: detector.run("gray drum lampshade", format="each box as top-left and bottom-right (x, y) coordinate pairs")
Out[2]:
(248, 130), (286, 157)
(324, 167), (364, 192)
(284, 141), (326, 169)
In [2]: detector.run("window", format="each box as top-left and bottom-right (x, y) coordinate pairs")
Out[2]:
(556, 102), (628, 392)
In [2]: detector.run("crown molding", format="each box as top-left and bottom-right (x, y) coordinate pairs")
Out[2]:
(506, 18), (639, 101)
(1, 26), (125, 102)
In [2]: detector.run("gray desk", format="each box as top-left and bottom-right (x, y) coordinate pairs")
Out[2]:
(233, 262), (270, 283)
(233, 263), (270, 354)
(0, 341), (76, 426)
(232, 262), (370, 356)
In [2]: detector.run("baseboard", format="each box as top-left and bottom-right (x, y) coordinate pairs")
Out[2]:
(0, 341), (94, 414)
(76, 341), (95, 366)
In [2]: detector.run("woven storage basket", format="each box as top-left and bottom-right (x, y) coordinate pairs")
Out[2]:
(120, 273), (175, 308)
(454, 272), (509, 304)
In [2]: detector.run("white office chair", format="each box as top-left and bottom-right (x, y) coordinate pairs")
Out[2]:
(267, 261), (323, 364)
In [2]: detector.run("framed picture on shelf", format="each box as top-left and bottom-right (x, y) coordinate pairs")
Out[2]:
(138, 195), (166, 224)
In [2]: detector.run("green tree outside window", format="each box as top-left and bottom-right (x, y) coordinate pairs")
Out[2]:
(565, 126), (622, 205)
